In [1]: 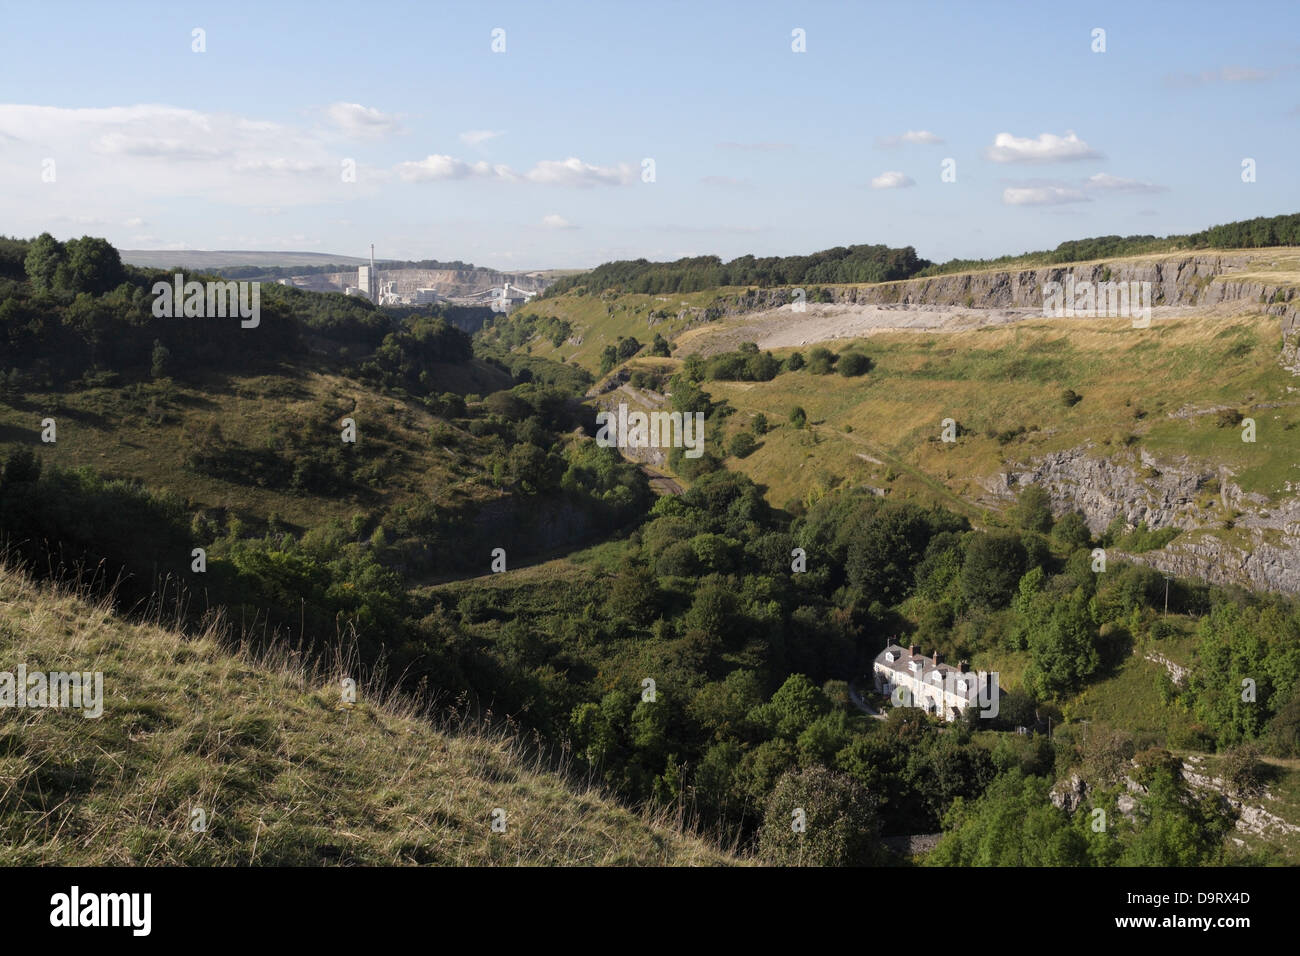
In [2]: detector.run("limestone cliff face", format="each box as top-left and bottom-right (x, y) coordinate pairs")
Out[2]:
(983, 444), (1300, 594)
(707, 253), (1300, 371)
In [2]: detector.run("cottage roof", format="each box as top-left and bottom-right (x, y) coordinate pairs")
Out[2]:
(873, 644), (980, 702)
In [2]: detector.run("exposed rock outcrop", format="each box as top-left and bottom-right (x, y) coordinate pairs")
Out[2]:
(705, 252), (1300, 371)
(984, 443), (1300, 594)
(1182, 757), (1300, 838)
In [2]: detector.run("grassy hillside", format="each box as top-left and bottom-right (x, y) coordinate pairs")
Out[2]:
(493, 245), (1300, 516)
(0, 364), (511, 536)
(486, 287), (729, 374)
(0, 563), (735, 865)
(705, 312), (1298, 511)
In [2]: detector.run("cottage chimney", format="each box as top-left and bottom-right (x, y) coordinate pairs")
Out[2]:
(932, 651), (941, 666)
(958, 660), (967, 673)
(908, 644), (917, 656)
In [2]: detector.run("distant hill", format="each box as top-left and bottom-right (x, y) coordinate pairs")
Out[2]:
(119, 250), (381, 270)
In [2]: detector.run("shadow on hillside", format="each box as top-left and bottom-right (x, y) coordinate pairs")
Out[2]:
(0, 422), (35, 444)
(43, 405), (111, 429)
(169, 391), (223, 411)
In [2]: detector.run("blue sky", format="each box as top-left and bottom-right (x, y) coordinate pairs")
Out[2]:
(1, 0), (1297, 268)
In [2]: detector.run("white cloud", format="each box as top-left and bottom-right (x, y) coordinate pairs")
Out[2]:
(871, 170), (915, 189)
(541, 214), (576, 229)
(1002, 184), (1090, 206)
(0, 104), (359, 213)
(233, 157), (327, 174)
(524, 157), (635, 186)
(878, 130), (943, 147)
(460, 129), (504, 146)
(395, 154), (516, 182)
(326, 102), (404, 138)
(123, 217), (147, 227)
(395, 154), (633, 187)
(1085, 173), (1167, 194)
(985, 131), (1102, 163)
(93, 133), (227, 160)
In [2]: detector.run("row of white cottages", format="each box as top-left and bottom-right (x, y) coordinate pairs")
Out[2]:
(872, 643), (991, 721)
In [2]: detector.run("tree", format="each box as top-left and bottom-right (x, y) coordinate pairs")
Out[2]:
(23, 232), (65, 292)
(789, 406), (807, 428)
(606, 563), (659, 625)
(1012, 484), (1054, 534)
(508, 442), (552, 491)
(758, 766), (883, 866)
(599, 344), (619, 375)
(959, 532), (1027, 609)
(846, 503), (935, 604)
(1267, 687), (1300, 757)
(751, 413), (768, 435)
(63, 236), (124, 295)
(650, 332), (670, 357)
(1052, 510), (1092, 550)
(483, 390), (529, 420)
(785, 351), (805, 371)
(1023, 586), (1101, 698)
(1117, 766), (1230, 866)
(748, 673), (830, 740)
(928, 770), (1088, 866)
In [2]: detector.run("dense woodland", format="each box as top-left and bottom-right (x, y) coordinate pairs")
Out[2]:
(2, 231), (1300, 865)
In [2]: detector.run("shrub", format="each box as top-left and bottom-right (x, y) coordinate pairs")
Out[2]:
(789, 406), (807, 428)
(806, 347), (837, 375)
(1216, 408), (1244, 428)
(1219, 743), (1266, 797)
(837, 352), (871, 377)
(728, 432), (758, 459)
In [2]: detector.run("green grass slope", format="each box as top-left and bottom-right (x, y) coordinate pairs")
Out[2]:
(0, 564), (735, 865)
